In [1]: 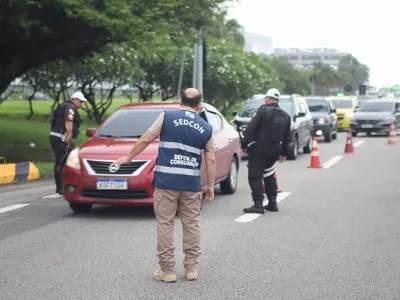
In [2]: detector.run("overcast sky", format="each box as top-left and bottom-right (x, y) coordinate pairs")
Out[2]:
(227, 0), (397, 87)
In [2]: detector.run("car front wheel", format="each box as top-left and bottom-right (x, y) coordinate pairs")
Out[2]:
(288, 135), (298, 160)
(69, 203), (93, 213)
(220, 157), (239, 194)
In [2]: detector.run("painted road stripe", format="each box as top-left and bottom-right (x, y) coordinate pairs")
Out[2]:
(42, 193), (62, 199)
(323, 155), (343, 169)
(353, 140), (365, 148)
(234, 192), (291, 223)
(0, 204), (30, 214)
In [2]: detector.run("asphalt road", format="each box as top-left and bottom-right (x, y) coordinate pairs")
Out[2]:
(1, 132), (399, 300)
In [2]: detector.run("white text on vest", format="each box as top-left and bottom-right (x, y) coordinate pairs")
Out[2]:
(173, 119), (205, 134)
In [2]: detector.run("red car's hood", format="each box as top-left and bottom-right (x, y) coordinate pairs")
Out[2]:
(79, 137), (160, 157)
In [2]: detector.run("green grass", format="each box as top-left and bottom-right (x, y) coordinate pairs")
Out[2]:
(35, 162), (54, 178)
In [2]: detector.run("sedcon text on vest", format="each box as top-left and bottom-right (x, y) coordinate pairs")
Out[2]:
(173, 118), (206, 134)
(170, 154), (199, 168)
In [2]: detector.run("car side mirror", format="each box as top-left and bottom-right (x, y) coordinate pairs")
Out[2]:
(297, 112), (306, 117)
(232, 111), (238, 117)
(86, 128), (96, 137)
(331, 108), (337, 113)
(354, 106), (359, 112)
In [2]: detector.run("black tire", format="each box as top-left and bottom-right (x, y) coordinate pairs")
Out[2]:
(288, 135), (298, 160)
(303, 134), (312, 153)
(220, 157), (239, 194)
(69, 202), (93, 213)
(324, 130), (332, 142)
(332, 129), (337, 140)
(352, 131), (357, 137)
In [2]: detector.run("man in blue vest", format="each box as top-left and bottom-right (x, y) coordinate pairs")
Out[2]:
(115, 88), (216, 283)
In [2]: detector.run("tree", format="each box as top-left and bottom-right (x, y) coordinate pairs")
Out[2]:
(0, 0), (228, 95)
(338, 54), (369, 92)
(265, 56), (311, 95)
(205, 12), (245, 47)
(309, 62), (344, 95)
(183, 38), (282, 115)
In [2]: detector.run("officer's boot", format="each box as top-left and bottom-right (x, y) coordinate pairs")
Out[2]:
(264, 195), (278, 212)
(243, 199), (265, 214)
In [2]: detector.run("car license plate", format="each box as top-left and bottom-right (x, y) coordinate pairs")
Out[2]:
(361, 124), (373, 128)
(96, 179), (128, 190)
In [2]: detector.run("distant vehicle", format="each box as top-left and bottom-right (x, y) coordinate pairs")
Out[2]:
(327, 96), (360, 131)
(231, 94), (314, 160)
(305, 97), (338, 142)
(62, 101), (241, 213)
(350, 99), (400, 137)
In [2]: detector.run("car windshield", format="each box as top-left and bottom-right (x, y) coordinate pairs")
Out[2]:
(238, 98), (293, 117)
(238, 98), (265, 117)
(96, 107), (175, 138)
(359, 102), (394, 112)
(306, 99), (329, 112)
(331, 100), (353, 109)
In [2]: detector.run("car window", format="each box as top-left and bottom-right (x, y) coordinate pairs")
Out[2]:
(237, 98), (265, 117)
(96, 108), (175, 138)
(306, 99), (329, 112)
(279, 99), (294, 116)
(205, 111), (223, 132)
(331, 100), (353, 109)
(358, 102), (394, 112)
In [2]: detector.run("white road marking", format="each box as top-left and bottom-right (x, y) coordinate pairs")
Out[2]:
(353, 140), (365, 148)
(323, 155), (343, 169)
(0, 204), (30, 214)
(234, 192), (291, 223)
(42, 193), (62, 199)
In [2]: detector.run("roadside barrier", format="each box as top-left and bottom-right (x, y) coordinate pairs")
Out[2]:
(0, 157), (40, 184)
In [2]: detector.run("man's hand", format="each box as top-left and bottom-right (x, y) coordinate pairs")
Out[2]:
(65, 136), (73, 145)
(279, 155), (286, 163)
(114, 156), (131, 166)
(202, 185), (214, 201)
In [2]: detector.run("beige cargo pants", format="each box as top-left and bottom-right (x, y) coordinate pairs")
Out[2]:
(153, 188), (202, 275)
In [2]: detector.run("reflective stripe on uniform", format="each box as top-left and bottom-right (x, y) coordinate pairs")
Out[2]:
(154, 165), (201, 176)
(50, 132), (66, 141)
(263, 161), (277, 178)
(159, 141), (202, 155)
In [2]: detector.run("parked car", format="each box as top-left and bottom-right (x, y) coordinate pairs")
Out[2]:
(350, 99), (400, 136)
(305, 96), (338, 142)
(328, 96), (360, 131)
(62, 101), (241, 213)
(231, 94), (314, 160)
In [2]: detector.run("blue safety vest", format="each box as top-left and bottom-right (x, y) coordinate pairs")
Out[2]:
(153, 109), (213, 192)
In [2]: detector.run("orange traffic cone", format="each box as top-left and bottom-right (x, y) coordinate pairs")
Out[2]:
(308, 136), (323, 168)
(344, 129), (354, 154)
(388, 122), (397, 145)
(274, 172), (282, 193)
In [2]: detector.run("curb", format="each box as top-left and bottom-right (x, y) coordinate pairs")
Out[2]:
(0, 158), (40, 185)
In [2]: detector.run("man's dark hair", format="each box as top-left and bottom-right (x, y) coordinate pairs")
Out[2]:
(181, 90), (202, 108)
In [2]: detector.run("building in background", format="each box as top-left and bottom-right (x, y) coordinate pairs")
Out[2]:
(273, 48), (348, 70)
(240, 27), (273, 55)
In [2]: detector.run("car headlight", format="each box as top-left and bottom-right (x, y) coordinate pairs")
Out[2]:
(65, 148), (81, 169)
(317, 118), (326, 124)
(345, 111), (354, 118)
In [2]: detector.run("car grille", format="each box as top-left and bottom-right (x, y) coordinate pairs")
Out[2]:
(86, 160), (148, 175)
(81, 188), (150, 199)
(355, 120), (380, 124)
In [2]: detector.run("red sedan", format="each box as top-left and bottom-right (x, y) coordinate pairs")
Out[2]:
(62, 101), (241, 213)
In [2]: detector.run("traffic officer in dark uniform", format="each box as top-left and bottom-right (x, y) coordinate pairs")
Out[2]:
(242, 88), (292, 214)
(50, 91), (86, 194)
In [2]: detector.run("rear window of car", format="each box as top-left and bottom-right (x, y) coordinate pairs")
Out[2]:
(96, 108), (176, 138)
(306, 99), (329, 112)
(359, 102), (394, 112)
